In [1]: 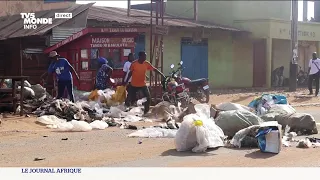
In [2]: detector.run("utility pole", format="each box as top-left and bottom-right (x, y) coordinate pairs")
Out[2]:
(289, 0), (298, 91)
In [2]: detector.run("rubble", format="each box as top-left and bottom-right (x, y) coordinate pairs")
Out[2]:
(2, 80), (320, 154)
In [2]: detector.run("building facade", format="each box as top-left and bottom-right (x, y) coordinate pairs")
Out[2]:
(166, 0), (320, 88)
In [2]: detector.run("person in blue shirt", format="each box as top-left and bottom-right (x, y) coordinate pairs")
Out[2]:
(47, 51), (79, 102)
(95, 57), (113, 90)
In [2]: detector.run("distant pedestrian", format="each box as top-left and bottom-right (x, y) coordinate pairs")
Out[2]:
(95, 57), (113, 90)
(48, 51), (79, 102)
(272, 66), (284, 87)
(123, 53), (134, 107)
(308, 52), (320, 96)
(124, 51), (164, 114)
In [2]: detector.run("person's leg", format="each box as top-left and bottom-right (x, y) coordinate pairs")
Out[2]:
(308, 74), (314, 95)
(57, 80), (66, 99)
(141, 86), (151, 114)
(66, 80), (75, 102)
(315, 73), (320, 96)
(279, 76), (284, 87)
(274, 75), (279, 87)
(129, 86), (138, 106)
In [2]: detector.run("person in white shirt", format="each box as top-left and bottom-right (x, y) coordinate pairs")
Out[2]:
(123, 53), (134, 106)
(308, 52), (320, 96)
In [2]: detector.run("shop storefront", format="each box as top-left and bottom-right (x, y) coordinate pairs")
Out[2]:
(234, 19), (320, 87)
(44, 27), (147, 91)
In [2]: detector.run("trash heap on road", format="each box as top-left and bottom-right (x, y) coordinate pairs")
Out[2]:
(2, 80), (319, 154)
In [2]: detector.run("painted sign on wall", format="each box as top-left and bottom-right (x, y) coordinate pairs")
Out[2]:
(90, 37), (135, 48)
(279, 28), (316, 37)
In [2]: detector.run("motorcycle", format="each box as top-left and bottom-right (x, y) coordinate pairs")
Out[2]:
(297, 65), (308, 87)
(169, 61), (210, 103)
(161, 65), (191, 106)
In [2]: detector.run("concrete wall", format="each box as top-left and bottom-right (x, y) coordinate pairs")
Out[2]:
(272, 39), (291, 78)
(166, 1), (290, 26)
(145, 28), (254, 87)
(0, 1), (74, 16)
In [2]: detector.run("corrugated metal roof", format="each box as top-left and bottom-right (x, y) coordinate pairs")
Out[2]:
(87, 6), (243, 32)
(50, 27), (85, 46)
(0, 3), (94, 40)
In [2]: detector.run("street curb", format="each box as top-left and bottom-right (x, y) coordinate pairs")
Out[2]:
(292, 103), (320, 107)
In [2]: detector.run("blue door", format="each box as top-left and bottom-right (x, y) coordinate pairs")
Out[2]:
(134, 34), (145, 59)
(181, 38), (208, 79)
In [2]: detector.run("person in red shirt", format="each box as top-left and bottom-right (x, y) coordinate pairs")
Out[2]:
(124, 51), (164, 114)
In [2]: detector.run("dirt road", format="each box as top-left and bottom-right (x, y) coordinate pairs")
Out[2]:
(0, 93), (320, 167)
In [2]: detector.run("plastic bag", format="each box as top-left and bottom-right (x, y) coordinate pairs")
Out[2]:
(37, 115), (66, 126)
(128, 128), (177, 138)
(90, 120), (109, 130)
(216, 102), (251, 112)
(70, 120), (92, 132)
(175, 104), (224, 152)
(215, 110), (263, 138)
(108, 106), (125, 118)
(89, 89), (99, 101)
(111, 86), (126, 103)
(230, 125), (260, 148)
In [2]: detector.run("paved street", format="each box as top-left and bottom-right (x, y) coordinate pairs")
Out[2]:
(0, 107), (319, 167)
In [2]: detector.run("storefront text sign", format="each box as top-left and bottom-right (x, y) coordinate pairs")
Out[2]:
(79, 71), (92, 81)
(99, 28), (143, 33)
(90, 37), (135, 48)
(279, 28), (316, 37)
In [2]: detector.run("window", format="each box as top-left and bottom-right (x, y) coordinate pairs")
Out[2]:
(112, 49), (122, 69)
(80, 49), (88, 59)
(81, 61), (89, 70)
(90, 48), (100, 70)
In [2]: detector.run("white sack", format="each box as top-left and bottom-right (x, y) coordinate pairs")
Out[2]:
(128, 128), (177, 138)
(37, 115), (66, 126)
(175, 104), (224, 153)
(90, 120), (109, 130)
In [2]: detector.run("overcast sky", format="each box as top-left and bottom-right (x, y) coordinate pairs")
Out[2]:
(76, 1), (315, 21)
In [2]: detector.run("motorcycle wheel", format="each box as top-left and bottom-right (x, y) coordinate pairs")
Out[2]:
(195, 88), (210, 104)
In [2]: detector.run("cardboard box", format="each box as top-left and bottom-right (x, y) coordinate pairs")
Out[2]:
(255, 121), (282, 154)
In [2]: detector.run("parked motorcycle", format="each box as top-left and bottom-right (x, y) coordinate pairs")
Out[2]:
(161, 65), (191, 106)
(297, 65), (308, 87)
(169, 61), (210, 103)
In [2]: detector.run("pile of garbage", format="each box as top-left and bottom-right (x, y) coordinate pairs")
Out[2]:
(3, 80), (319, 153)
(128, 94), (319, 153)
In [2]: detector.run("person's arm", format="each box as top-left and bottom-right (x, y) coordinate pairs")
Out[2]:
(125, 71), (132, 85)
(122, 63), (129, 83)
(308, 60), (312, 75)
(66, 60), (79, 80)
(107, 66), (113, 77)
(48, 61), (55, 74)
(146, 62), (165, 79)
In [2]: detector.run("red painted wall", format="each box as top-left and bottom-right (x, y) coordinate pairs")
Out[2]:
(56, 33), (138, 91)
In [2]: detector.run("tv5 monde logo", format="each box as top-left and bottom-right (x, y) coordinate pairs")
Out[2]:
(21, 13), (73, 29)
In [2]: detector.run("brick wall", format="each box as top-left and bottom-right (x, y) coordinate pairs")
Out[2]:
(0, 1), (75, 16)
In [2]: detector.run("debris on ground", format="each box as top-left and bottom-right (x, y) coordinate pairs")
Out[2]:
(248, 94), (288, 116)
(34, 157), (45, 161)
(175, 104), (224, 153)
(229, 125), (260, 148)
(214, 110), (263, 138)
(255, 121), (282, 154)
(296, 138), (312, 148)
